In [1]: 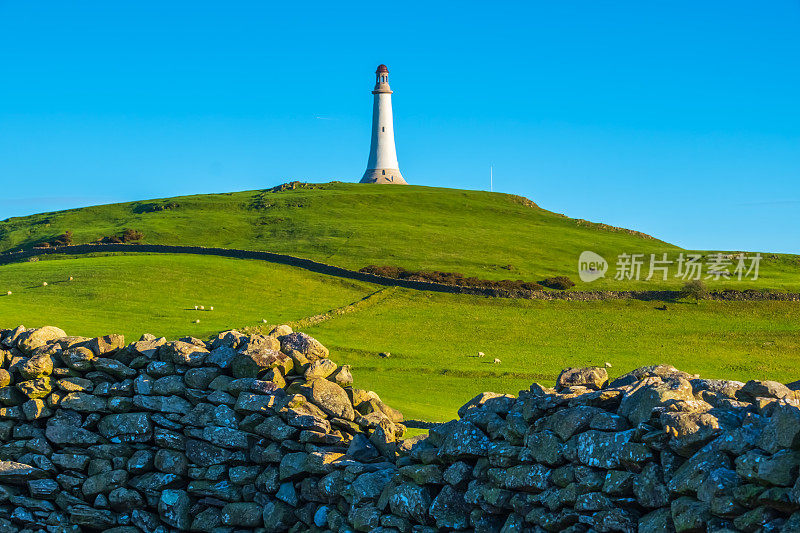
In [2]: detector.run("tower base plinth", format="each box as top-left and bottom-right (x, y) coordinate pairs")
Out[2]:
(360, 169), (407, 184)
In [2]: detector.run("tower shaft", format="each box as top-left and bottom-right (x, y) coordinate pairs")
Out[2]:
(361, 65), (406, 184)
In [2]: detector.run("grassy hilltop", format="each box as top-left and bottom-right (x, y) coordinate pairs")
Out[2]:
(3, 182), (798, 290)
(2, 183), (800, 420)
(0, 182), (680, 290)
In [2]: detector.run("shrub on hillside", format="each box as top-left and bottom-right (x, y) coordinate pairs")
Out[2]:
(540, 276), (576, 290)
(679, 279), (708, 302)
(121, 229), (144, 242)
(47, 230), (73, 247)
(99, 228), (144, 244)
(135, 201), (180, 213)
(361, 265), (406, 278)
(359, 265), (547, 291)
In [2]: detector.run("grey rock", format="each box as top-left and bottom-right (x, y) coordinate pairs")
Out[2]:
(158, 489), (191, 529)
(191, 507), (222, 531)
(221, 502), (263, 526)
(759, 403), (800, 453)
(488, 464), (550, 491)
(108, 487), (144, 512)
(82, 469), (128, 497)
(60, 391), (106, 412)
(69, 504), (114, 529)
(557, 367), (609, 391)
(352, 469), (395, 504)
(97, 413), (151, 443)
(389, 482), (431, 523)
(206, 345), (236, 369)
(163, 340), (209, 367)
(0, 461), (46, 484)
(93, 357), (136, 379)
(671, 496), (710, 533)
(152, 375), (185, 395)
(86, 334), (125, 355)
(576, 429), (635, 469)
(262, 500), (295, 533)
(305, 358), (338, 380)
(18, 326), (66, 353)
(280, 332), (329, 361)
(231, 347), (291, 379)
(133, 394), (192, 414)
(19, 353), (54, 379)
(300, 378), (355, 421)
(430, 484), (471, 529)
(16, 377), (52, 399)
(634, 463), (670, 508)
(741, 380), (794, 400)
(438, 420), (491, 459)
(201, 425), (250, 449)
(184, 367), (220, 389)
(638, 508), (675, 533)
(619, 376), (695, 426)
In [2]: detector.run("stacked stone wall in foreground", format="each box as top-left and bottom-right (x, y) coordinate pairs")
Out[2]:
(1, 324), (800, 532)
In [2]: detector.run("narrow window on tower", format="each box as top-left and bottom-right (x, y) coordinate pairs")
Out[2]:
(382, 127), (385, 132)
(382, 170), (386, 175)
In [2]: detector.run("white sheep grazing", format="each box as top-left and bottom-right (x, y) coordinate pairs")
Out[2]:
(194, 319), (200, 324)
(6, 291), (10, 296)
(262, 319), (268, 323)
(68, 276), (74, 281)
(493, 358), (501, 364)
(209, 306), (214, 311)
(199, 305), (205, 310)
(194, 305), (198, 310)
(605, 362), (612, 368)
(478, 351), (485, 357)
(42, 282), (48, 287)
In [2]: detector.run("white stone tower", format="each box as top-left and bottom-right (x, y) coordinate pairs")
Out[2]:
(360, 64), (407, 184)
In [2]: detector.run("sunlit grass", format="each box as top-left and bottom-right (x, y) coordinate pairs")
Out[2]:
(3, 253), (798, 422)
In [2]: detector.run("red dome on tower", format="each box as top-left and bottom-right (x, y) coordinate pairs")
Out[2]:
(376, 64), (389, 73)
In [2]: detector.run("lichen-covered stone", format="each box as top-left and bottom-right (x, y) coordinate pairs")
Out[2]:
(300, 378), (355, 421)
(279, 332), (329, 361)
(18, 326), (66, 353)
(162, 340), (209, 367)
(557, 367), (609, 391)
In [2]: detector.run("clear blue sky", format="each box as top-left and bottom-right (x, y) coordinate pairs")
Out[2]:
(1, 1), (798, 253)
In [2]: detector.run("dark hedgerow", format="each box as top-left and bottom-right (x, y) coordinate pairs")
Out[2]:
(359, 265), (551, 291)
(41, 230), (74, 248)
(122, 229), (144, 242)
(99, 228), (145, 244)
(539, 276), (576, 290)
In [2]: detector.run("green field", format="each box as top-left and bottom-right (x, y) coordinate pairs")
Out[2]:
(0, 254), (374, 339)
(3, 183), (798, 290)
(3, 253), (799, 422)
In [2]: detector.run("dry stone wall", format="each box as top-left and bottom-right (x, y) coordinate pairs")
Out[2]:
(3, 244), (798, 302)
(0, 325), (404, 532)
(1, 325), (800, 532)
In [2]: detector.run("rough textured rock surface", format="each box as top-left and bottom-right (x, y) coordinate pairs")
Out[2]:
(1, 324), (799, 532)
(0, 325), (404, 532)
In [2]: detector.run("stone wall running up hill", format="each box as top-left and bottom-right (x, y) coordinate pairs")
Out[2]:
(1, 325), (800, 532)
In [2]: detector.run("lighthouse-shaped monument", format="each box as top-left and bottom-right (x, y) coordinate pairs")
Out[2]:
(360, 64), (407, 184)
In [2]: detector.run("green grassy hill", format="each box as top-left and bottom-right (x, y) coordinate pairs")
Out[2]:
(0, 183), (663, 289)
(3, 182), (797, 290)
